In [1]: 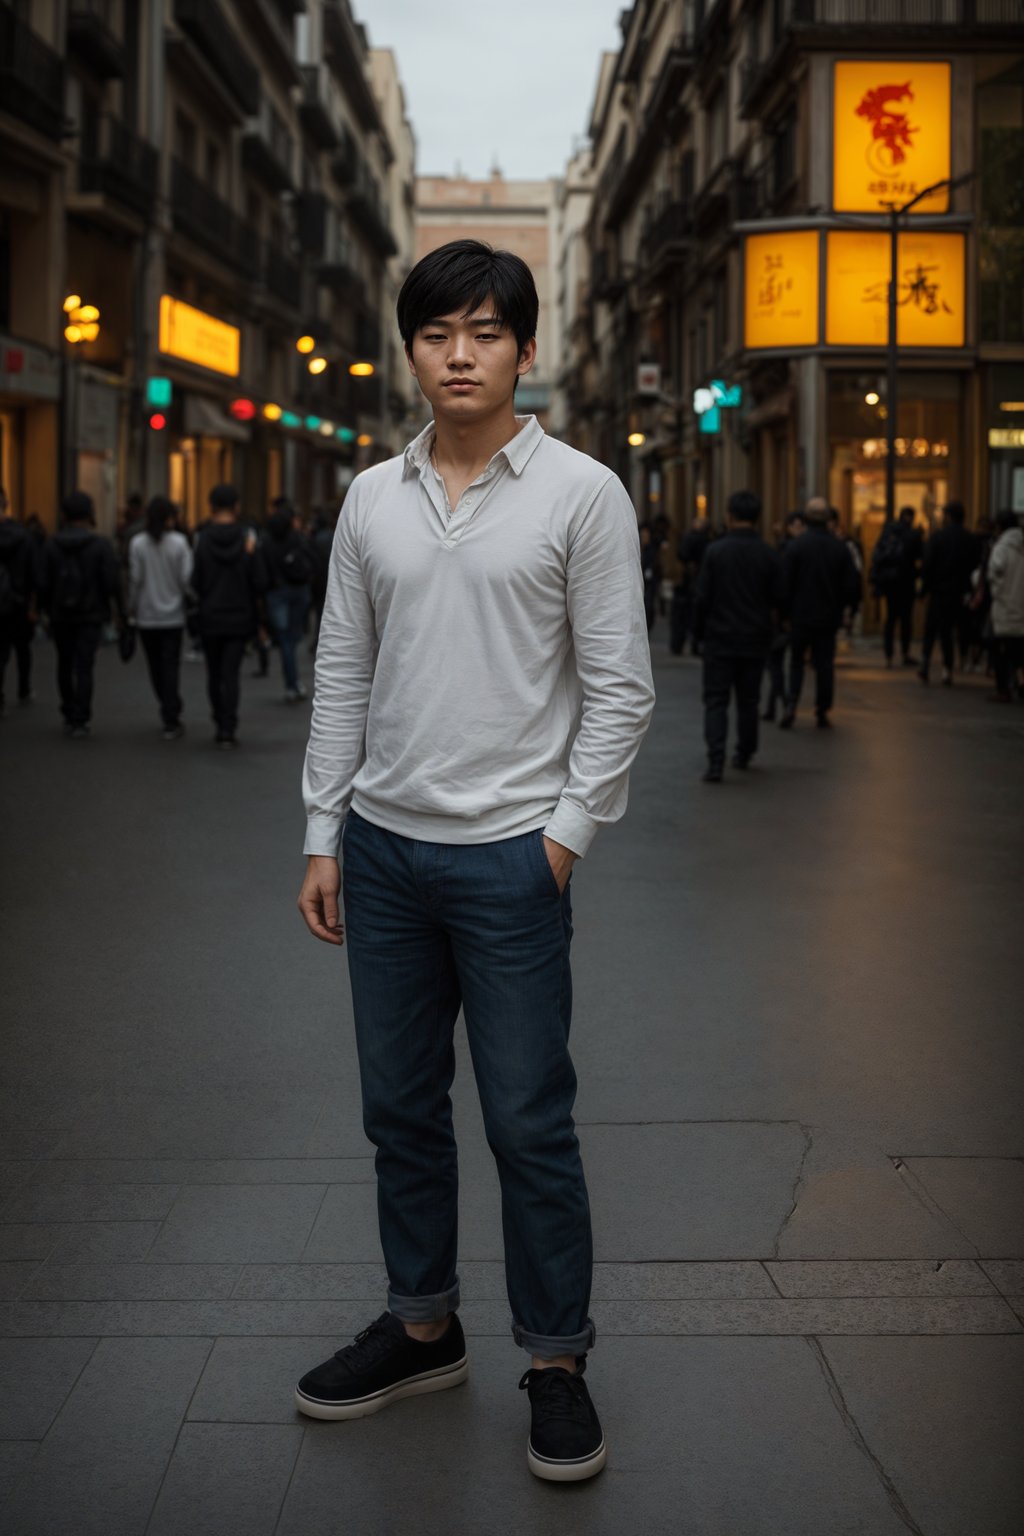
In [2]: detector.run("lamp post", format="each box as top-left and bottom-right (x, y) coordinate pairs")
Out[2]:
(881, 172), (973, 524)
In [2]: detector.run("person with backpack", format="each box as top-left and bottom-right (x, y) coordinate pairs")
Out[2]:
(780, 496), (862, 728)
(871, 505), (921, 668)
(39, 490), (119, 738)
(0, 486), (34, 715)
(192, 484), (265, 748)
(128, 496), (193, 739)
(987, 509), (1024, 703)
(261, 497), (313, 701)
(918, 501), (978, 687)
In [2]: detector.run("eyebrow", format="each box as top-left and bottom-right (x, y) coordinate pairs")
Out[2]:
(421, 315), (504, 329)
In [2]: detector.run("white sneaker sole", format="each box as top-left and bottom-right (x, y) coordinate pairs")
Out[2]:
(294, 1356), (468, 1421)
(527, 1437), (607, 1482)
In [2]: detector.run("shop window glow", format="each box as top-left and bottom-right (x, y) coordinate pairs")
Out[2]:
(349, 362), (375, 377)
(263, 403), (283, 422)
(296, 335), (316, 354)
(357, 433), (373, 448)
(307, 356), (328, 375)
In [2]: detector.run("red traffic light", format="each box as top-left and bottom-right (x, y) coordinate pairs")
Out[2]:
(148, 412), (167, 431)
(230, 398), (256, 421)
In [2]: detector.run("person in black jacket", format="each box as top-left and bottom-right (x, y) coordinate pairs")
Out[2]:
(39, 490), (120, 738)
(763, 511), (805, 721)
(871, 505), (922, 668)
(670, 516), (711, 655)
(918, 501), (979, 686)
(780, 497), (861, 729)
(192, 484), (265, 748)
(261, 497), (313, 701)
(0, 487), (35, 715)
(693, 489), (783, 782)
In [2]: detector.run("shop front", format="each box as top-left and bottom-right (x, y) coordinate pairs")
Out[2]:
(0, 334), (60, 525)
(984, 363), (1024, 519)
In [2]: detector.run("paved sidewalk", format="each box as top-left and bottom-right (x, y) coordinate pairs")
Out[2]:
(1, 631), (1022, 1535)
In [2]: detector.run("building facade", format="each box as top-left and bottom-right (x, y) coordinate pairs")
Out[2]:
(415, 171), (560, 427)
(557, 0), (1024, 614)
(0, 0), (415, 533)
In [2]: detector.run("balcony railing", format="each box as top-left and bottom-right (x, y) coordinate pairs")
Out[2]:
(642, 198), (695, 269)
(322, 0), (380, 131)
(171, 159), (260, 280)
(68, 1), (124, 78)
(0, 3), (65, 139)
(299, 64), (339, 150)
(243, 94), (295, 191)
(263, 241), (301, 308)
(348, 176), (398, 258)
(296, 191), (327, 254)
(78, 114), (158, 218)
(173, 0), (259, 118)
(318, 217), (365, 301)
(331, 124), (359, 188)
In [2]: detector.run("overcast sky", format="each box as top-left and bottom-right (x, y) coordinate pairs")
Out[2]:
(358, 1), (623, 179)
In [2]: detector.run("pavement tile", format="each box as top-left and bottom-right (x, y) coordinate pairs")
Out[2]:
(982, 1261), (1024, 1293)
(902, 1157), (1024, 1257)
(766, 1260), (998, 1297)
(776, 1168), (975, 1259)
(24, 1156), (376, 1185)
(821, 1336), (1024, 1536)
(46, 1221), (162, 1261)
(0, 1338), (98, 1438)
(0, 1131), (60, 1158)
(0, 1225), (62, 1262)
(188, 1336), (339, 1423)
(21, 1263), (242, 1301)
(146, 1423), (303, 1536)
(302, 1081), (374, 1159)
(300, 1182), (383, 1263)
(234, 1263), (388, 1299)
(52, 1087), (327, 1160)
(0, 1183), (179, 1224)
(0, 1087), (100, 1134)
(274, 1336), (910, 1536)
(0, 1261), (40, 1299)
(0, 1440), (39, 1503)
(2, 1336), (213, 1536)
(146, 1184), (328, 1263)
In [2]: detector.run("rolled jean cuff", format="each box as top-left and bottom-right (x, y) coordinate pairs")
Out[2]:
(512, 1318), (596, 1358)
(387, 1278), (460, 1323)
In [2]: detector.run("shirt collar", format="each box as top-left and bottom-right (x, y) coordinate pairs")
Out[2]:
(402, 414), (544, 481)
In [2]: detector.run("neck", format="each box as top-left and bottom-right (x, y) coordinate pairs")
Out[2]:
(431, 403), (522, 471)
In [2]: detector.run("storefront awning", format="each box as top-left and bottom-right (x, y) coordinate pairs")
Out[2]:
(184, 395), (250, 443)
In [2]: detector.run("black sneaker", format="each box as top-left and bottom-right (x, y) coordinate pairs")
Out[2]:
(295, 1311), (467, 1421)
(702, 763), (723, 783)
(519, 1358), (606, 1482)
(731, 752), (751, 769)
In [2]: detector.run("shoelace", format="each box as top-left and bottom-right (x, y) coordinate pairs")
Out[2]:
(334, 1313), (404, 1369)
(518, 1364), (593, 1427)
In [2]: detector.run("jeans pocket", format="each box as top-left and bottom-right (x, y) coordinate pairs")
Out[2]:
(532, 828), (563, 899)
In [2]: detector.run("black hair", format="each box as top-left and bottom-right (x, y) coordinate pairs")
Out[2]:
(995, 508), (1018, 532)
(728, 490), (761, 525)
(898, 505), (915, 521)
(945, 499), (966, 525)
(396, 240), (538, 358)
(209, 483), (239, 511)
(62, 490), (94, 524)
(145, 495), (177, 543)
(784, 510), (805, 529)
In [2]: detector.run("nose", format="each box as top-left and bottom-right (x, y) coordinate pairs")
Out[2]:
(447, 333), (474, 367)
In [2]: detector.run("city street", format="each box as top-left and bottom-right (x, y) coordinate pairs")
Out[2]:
(1, 630), (1022, 1536)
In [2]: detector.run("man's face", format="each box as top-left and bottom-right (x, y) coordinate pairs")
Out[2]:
(406, 306), (536, 420)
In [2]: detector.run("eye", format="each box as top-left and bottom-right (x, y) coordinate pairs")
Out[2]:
(476, 333), (499, 342)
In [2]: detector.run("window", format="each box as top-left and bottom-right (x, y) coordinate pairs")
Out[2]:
(205, 141), (221, 193)
(175, 111), (197, 170)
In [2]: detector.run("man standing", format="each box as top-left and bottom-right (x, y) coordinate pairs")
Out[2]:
(780, 497), (860, 728)
(295, 240), (654, 1482)
(39, 491), (119, 738)
(693, 490), (782, 782)
(871, 505), (922, 669)
(918, 501), (977, 687)
(192, 484), (263, 748)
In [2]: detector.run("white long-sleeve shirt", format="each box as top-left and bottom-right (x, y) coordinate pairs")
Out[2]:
(302, 415), (655, 858)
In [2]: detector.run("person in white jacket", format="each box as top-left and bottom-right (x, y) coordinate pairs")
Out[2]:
(128, 496), (193, 738)
(988, 510), (1024, 702)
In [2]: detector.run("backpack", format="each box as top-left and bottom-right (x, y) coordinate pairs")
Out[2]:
(870, 524), (903, 589)
(282, 537), (313, 586)
(53, 546), (87, 618)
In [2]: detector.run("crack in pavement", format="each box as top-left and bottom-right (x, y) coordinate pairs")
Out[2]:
(806, 1337), (927, 1536)
(771, 1123), (815, 1260)
(890, 1158), (981, 1257)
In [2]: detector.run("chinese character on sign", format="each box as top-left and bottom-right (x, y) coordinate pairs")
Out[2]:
(758, 254), (786, 309)
(856, 83), (918, 175)
(863, 263), (953, 316)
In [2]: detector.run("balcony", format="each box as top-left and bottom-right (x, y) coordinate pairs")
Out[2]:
(77, 114), (157, 219)
(330, 124), (359, 188)
(299, 64), (338, 149)
(591, 249), (629, 303)
(296, 191), (328, 255)
(355, 311), (381, 360)
(243, 94), (295, 191)
(322, 0), (380, 132)
(263, 241), (301, 308)
(172, 0), (259, 118)
(171, 159), (260, 280)
(348, 177), (398, 258)
(0, 4), (65, 140)
(641, 197), (695, 279)
(597, 127), (630, 229)
(318, 219), (365, 301)
(68, 1), (124, 79)
(692, 157), (737, 235)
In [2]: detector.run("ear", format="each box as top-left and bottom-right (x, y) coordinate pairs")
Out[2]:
(404, 341), (418, 380)
(516, 337), (537, 379)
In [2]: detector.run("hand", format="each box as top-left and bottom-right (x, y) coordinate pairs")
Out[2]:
(297, 855), (344, 945)
(542, 836), (577, 894)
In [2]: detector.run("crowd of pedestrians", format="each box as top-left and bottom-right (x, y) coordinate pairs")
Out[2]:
(0, 482), (336, 745)
(642, 491), (1024, 782)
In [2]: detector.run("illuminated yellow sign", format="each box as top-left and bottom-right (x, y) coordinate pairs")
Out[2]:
(833, 61), (951, 215)
(744, 230), (820, 350)
(159, 295), (240, 377)
(989, 429), (1024, 448)
(825, 231), (964, 348)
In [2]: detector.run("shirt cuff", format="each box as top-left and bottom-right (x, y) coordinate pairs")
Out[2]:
(303, 812), (345, 858)
(544, 796), (599, 859)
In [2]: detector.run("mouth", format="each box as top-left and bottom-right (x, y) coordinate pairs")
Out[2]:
(443, 380), (480, 391)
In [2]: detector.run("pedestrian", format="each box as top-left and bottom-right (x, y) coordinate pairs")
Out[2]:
(192, 484), (264, 748)
(308, 506), (337, 656)
(295, 239), (654, 1481)
(918, 500), (977, 687)
(638, 521), (660, 635)
(261, 496), (313, 700)
(779, 496), (861, 728)
(829, 507), (864, 641)
(762, 511), (804, 721)
(986, 509), (1024, 703)
(871, 505), (922, 668)
(693, 489), (782, 782)
(0, 486), (35, 715)
(128, 495), (193, 739)
(38, 490), (119, 738)
(670, 514), (711, 655)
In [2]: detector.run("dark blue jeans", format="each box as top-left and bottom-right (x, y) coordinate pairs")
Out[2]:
(342, 810), (595, 1359)
(266, 584), (309, 692)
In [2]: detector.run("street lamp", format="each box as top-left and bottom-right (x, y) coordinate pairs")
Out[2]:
(881, 172), (974, 523)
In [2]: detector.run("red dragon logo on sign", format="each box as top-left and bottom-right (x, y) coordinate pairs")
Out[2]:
(856, 82), (918, 174)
